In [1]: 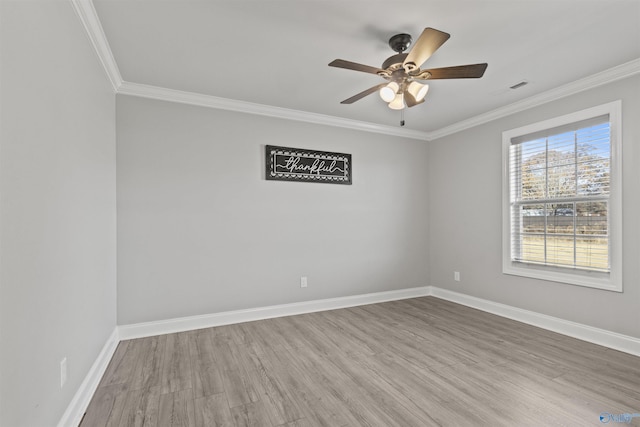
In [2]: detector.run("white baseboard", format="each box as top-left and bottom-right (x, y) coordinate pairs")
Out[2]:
(118, 286), (431, 340)
(57, 327), (119, 427)
(59, 285), (640, 427)
(119, 285), (640, 356)
(430, 286), (640, 357)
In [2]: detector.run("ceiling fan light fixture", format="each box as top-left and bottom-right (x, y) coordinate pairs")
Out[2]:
(407, 81), (429, 102)
(329, 27), (487, 111)
(379, 82), (399, 102)
(388, 92), (405, 110)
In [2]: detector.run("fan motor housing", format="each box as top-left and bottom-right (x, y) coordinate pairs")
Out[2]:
(381, 53), (408, 71)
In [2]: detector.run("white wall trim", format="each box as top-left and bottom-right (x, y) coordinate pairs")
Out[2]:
(116, 58), (640, 142)
(427, 58), (640, 140)
(70, 0), (123, 91)
(59, 286), (640, 425)
(430, 286), (640, 357)
(119, 284), (640, 353)
(71, 1), (639, 141)
(119, 285), (640, 356)
(118, 286), (430, 340)
(57, 327), (119, 427)
(117, 82), (431, 141)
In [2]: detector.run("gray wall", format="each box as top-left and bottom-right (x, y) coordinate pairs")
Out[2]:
(0, 3), (636, 424)
(428, 75), (640, 338)
(116, 95), (430, 324)
(0, 2), (117, 425)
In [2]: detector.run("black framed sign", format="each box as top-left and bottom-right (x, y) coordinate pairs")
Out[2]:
(265, 145), (352, 185)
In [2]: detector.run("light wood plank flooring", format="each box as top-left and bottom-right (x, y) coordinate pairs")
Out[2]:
(81, 297), (640, 426)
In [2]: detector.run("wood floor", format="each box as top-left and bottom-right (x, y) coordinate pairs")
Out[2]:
(81, 297), (640, 426)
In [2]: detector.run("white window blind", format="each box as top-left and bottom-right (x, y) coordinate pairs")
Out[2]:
(509, 114), (611, 272)
(503, 101), (622, 291)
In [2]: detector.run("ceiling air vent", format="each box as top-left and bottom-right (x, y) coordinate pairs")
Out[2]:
(509, 81), (528, 90)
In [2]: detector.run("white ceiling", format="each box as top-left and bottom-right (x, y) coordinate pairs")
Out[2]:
(93, 0), (640, 134)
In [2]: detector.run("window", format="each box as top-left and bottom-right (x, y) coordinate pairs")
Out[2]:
(502, 101), (622, 291)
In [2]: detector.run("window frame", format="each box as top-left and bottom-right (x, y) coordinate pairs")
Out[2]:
(502, 100), (622, 292)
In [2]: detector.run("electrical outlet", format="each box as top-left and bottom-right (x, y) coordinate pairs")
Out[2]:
(300, 276), (308, 288)
(60, 357), (67, 388)
(454, 271), (461, 282)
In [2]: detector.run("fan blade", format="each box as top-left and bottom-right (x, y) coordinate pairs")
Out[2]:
(329, 59), (383, 75)
(403, 28), (450, 70)
(422, 63), (488, 79)
(340, 83), (387, 104)
(404, 91), (425, 108)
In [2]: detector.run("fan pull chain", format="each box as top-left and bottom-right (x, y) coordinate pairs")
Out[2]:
(400, 109), (405, 127)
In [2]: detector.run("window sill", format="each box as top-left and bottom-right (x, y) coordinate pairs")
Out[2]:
(503, 261), (622, 292)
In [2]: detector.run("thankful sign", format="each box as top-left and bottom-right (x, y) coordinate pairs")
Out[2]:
(265, 145), (352, 185)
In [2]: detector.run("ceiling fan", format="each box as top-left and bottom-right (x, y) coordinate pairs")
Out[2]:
(329, 27), (488, 110)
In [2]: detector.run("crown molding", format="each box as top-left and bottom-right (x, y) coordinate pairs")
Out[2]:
(72, 0), (638, 142)
(426, 58), (640, 140)
(69, 1), (428, 140)
(70, 0), (122, 91)
(118, 81), (431, 141)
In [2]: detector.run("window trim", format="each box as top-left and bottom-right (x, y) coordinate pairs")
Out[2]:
(502, 100), (622, 292)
